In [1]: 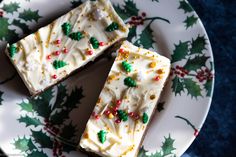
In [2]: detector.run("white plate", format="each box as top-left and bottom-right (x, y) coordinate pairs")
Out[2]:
(0, 0), (214, 156)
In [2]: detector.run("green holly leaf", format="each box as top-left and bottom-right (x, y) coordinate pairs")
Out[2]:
(134, 23), (154, 49)
(171, 41), (189, 63)
(19, 9), (41, 22)
(184, 55), (209, 71)
(190, 35), (207, 54)
(0, 91), (3, 105)
(114, 0), (139, 20)
(0, 17), (18, 42)
(18, 115), (42, 127)
(70, 0), (83, 8)
(12, 19), (30, 34)
(2, 2), (20, 14)
(127, 26), (137, 41)
(138, 147), (149, 157)
(52, 84), (66, 111)
(13, 136), (36, 152)
(61, 123), (76, 140)
(31, 129), (53, 149)
(204, 79), (213, 97)
(157, 102), (165, 112)
(18, 101), (33, 113)
(149, 151), (162, 157)
(183, 78), (202, 98)
(171, 76), (184, 96)
(184, 15), (198, 29)
(28, 151), (48, 157)
(64, 87), (84, 109)
(30, 88), (53, 119)
(161, 134), (176, 156)
(178, 0), (193, 13)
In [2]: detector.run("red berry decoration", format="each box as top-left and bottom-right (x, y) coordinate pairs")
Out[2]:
(141, 12), (146, 17)
(95, 115), (100, 120)
(104, 110), (110, 116)
(99, 42), (105, 46)
(54, 51), (60, 56)
(154, 76), (160, 81)
(87, 50), (93, 55)
(115, 119), (121, 124)
(47, 55), (51, 60)
(116, 100), (122, 106)
(194, 129), (199, 136)
(119, 48), (125, 53)
(128, 112), (134, 117)
(55, 39), (61, 45)
(52, 75), (57, 79)
(63, 48), (68, 53)
(0, 11), (3, 17)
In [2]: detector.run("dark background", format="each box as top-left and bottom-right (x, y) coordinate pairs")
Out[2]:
(1, 0), (236, 157)
(182, 0), (236, 157)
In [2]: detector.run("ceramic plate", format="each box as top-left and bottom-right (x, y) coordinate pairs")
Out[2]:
(0, 0), (214, 156)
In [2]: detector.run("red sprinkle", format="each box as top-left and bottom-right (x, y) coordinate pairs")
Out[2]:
(154, 76), (160, 81)
(54, 51), (60, 56)
(52, 75), (57, 79)
(104, 110), (111, 116)
(87, 50), (93, 55)
(63, 48), (68, 53)
(95, 115), (100, 120)
(113, 106), (119, 111)
(116, 100), (122, 106)
(128, 112), (134, 117)
(47, 55), (51, 60)
(119, 48), (125, 53)
(99, 42), (105, 46)
(115, 119), (121, 124)
(55, 39), (61, 45)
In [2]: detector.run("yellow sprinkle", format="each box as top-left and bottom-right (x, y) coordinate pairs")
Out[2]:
(157, 69), (164, 74)
(83, 133), (89, 139)
(97, 98), (102, 104)
(150, 95), (156, 100)
(149, 62), (156, 68)
(108, 75), (116, 80)
(108, 113), (114, 119)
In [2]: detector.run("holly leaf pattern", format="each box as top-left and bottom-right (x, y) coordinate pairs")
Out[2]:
(64, 87), (84, 109)
(19, 9), (41, 22)
(13, 136), (37, 152)
(134, 23), (154, 49)
(183, 78), (202, 98)
(171, 41), (189, 63)
(178, 0), (193, 13)
(184, 15), (198, 29)
(18, 115), (42, 127)
(161, 134), (176, 156)
(204, 79), (213, 97)
(0, 17), (18, 42)
(127, 26), (137, 42)
(0, 91), (3, 105)
(190, 35), (207, 54)
(114, 0), (139, 20)
(184, 55), (209, 71)
(31, 129), (53, 149)
(61, 123), (76, 140)
(12, 19), (30, 34)
(52, 84), (66, 111)
(2, 2), (20, 14)
(18, 101), (33, 113)
(171, 76), (184, 96)
(28, 151), (48, 157)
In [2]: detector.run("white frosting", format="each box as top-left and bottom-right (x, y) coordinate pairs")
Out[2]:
(79, 41), (171, 157)
(5, 0), (129, 95)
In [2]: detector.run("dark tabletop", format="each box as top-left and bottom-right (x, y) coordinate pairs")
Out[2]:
(182, 0), (236, 157)
(0, 0), (235, 157)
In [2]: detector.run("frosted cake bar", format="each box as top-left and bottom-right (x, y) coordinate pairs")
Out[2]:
(5, 0), (129, 95)
(79, 41), (171, 157)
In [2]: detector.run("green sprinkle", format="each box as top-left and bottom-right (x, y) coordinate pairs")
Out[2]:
(61, 22), (71, 36)
(53, 60), (67, 69)
(97, 130), (107, 144)
(8, 44), (17, 58)
(69, 32), (84, 41)
(122, 61), (132, 72)
(142, 112), (149, 124)
(105, 22), (119, 32)
(124, 77), (137, 87)
(90, 37), (99, 49)
(117, 110), (128, 122)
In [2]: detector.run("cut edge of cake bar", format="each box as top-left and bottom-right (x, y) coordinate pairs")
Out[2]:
(79, 41), (171, 157)
(4, 0), (129, 96)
